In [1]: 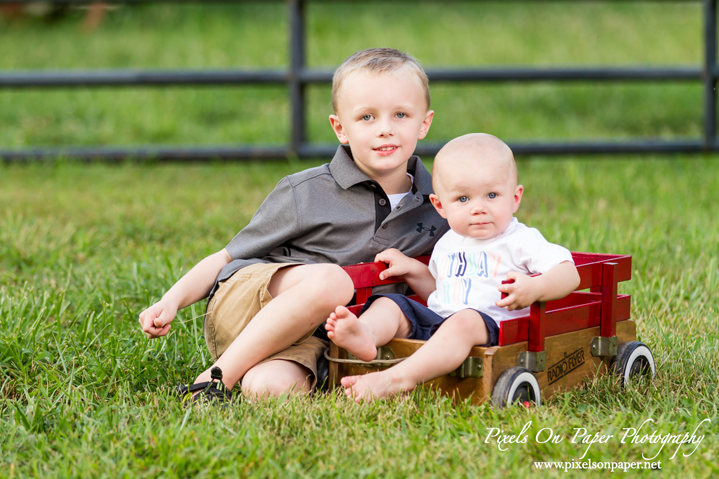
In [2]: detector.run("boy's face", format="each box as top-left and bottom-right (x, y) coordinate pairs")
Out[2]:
(430, 151), (523, 240)
(329, 70), (434, 181)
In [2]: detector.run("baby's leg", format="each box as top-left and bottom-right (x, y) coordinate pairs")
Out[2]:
(342, 309), (489, 402)
(326, 297), (412, 362)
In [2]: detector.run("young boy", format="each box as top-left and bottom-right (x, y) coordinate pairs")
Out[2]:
(138, 48), (449, 401)
(325, 133), (581, 402)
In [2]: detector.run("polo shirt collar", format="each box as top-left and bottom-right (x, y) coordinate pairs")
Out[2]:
(329, 144), (435, 195)
(329, 145), (370, 189)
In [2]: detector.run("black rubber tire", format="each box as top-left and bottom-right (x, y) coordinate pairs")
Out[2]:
(611, 341), (655, 387)
(315, 347), (330, 392)
(491, 366), (541, 408)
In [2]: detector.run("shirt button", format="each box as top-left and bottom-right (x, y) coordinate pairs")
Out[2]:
(379, 199), (387, 206)
(382, 224), (388, 229)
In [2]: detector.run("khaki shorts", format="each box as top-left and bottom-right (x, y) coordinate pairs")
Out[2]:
(204, 262), (328, 389)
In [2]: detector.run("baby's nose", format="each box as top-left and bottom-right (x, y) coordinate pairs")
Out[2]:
(470, 202), (486, 214)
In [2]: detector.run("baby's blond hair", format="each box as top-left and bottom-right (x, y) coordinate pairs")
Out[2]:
(433, 133), (518, 192)
(331, 48), (430, 113)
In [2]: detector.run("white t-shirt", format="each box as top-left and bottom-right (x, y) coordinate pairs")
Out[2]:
(387, 173), (414, 210)
(426, 218), (574, 325)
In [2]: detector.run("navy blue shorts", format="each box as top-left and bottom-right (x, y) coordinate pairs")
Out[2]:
(360, 294), (499, 347)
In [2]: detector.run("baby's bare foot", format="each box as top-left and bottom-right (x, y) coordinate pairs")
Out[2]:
(341, 372), (412, 403)
(326, 306), (377, 362)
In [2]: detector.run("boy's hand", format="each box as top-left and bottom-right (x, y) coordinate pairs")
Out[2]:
(496, 272), (541, 311)
(139, 300), (177, 338)
(375, 249), (416, 281)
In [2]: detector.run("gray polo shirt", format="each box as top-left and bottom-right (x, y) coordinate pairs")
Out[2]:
(212, 145), (449, 297)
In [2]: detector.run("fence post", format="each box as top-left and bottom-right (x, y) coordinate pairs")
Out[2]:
(705, 0), (717, 151)
(289, 0), (307, 158)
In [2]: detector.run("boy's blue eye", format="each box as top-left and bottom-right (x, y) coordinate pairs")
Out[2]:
(361, 115), (373, 121)
(459, 196), (469, 203)
(396, 112), (407, 119)
(488, 192), (497, 199)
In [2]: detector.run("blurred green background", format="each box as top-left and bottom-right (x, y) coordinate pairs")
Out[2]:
(0, 1), (705, 150)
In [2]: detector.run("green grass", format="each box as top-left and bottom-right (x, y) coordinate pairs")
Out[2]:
(0, 2), (705, 149)
(1, 157), (718, 477)
(1, 2), (718, 478)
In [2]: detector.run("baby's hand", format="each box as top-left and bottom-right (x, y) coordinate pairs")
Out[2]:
(375, 248), (414, 281)
(139, 300), (177, 339)
(496, 272), (542, 311)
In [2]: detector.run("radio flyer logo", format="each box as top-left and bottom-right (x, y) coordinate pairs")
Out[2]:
(547, 348), (585, 385)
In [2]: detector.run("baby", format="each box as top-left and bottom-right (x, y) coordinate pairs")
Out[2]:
(326, 133), (580, 402)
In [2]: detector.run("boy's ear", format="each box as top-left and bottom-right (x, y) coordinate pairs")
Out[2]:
(417, 110), (434, 140)
(429, 193), (447, 218)
(329, 115), (349, 144)
(513, 185), (524, 213)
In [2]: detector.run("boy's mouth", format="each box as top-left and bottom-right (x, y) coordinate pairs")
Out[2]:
(373, 145), (399, 155)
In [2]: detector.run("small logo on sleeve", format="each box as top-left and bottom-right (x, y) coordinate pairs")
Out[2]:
(416, 223), (436, 236)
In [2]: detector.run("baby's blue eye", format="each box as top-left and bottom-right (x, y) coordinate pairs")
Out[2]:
(488, 192), (497, 199)
(361, 114), (373, 121)
(459, 196), (469, 203)
(396, 112), (407, 119)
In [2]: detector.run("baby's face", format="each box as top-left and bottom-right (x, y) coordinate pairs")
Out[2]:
(329, 69), (433, 181)
(431, 151), (523, 240)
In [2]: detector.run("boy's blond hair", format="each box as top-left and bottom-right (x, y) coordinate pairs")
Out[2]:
(331, 48), (430, 113)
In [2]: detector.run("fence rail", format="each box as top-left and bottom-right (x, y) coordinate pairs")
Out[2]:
(0, 0), (716, 162)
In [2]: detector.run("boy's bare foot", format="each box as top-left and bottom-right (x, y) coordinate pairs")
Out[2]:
(341, 372), (414, 403)
(325, 306), (378, 362)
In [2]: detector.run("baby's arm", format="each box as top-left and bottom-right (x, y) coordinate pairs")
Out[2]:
(375, 249), (436, 301)
(139, 249), (232, 338)
(496, 261), (580, 311)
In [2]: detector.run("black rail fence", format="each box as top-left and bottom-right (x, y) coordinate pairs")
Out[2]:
(0, 0), (717, 162)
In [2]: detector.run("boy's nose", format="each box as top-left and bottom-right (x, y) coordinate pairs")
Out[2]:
(377, 117), (393, 136)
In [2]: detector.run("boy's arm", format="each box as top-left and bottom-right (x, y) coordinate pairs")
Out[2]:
(496, 261), (580, 311)
(139, 249), (232, 339)
(139, 177), (301, 339)
(376, 249), (436, 301)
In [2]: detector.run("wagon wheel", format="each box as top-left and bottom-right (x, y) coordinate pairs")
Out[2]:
(491, 367), (541, 408)
(611, 341), (655, 387)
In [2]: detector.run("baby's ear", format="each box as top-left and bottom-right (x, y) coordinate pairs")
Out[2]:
(429, 194), (447, 218)
(329, 115), (349, 144)
(513, 185), (524, 213)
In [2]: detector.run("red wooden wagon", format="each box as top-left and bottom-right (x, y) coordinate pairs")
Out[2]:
(327, 252), (655, 406)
